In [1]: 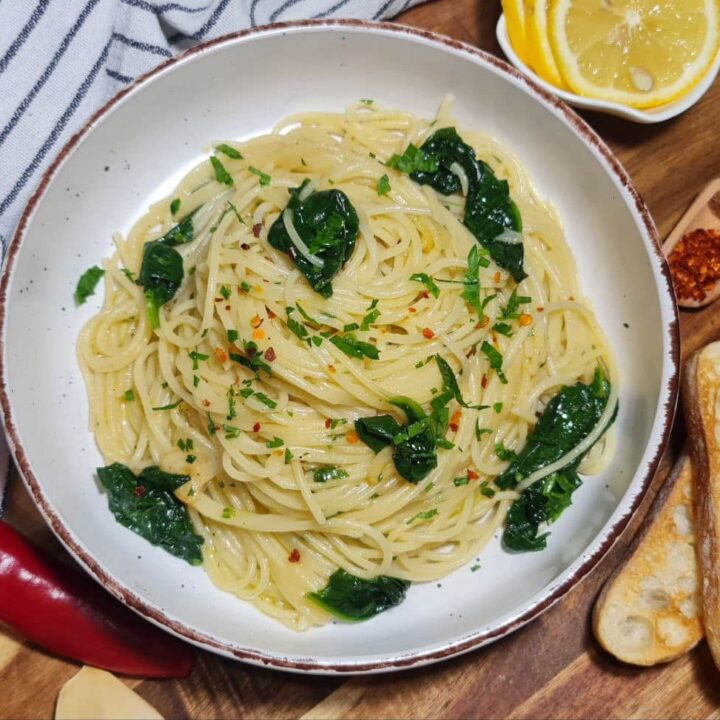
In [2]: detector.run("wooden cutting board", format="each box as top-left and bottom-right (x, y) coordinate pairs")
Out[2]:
(4, 1), (720, 717)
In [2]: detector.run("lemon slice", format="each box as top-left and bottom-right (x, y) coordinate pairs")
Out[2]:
(525, 0), (567, 87)
(502, 0), (529, 63)
(549, 0), (720, 108)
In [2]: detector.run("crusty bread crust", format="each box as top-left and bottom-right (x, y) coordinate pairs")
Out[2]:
(593, 453), (702, 665)
(683, 344), (720, 671)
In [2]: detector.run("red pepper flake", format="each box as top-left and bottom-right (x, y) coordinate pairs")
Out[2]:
(202, 399), (210, 407)
(668, 228), (720, 302)
(253, 422), (261, 432)
(536, 307), (545, 313)
(264, 347), (276, 362)
(449, 410), (462, 433)
(476, 318), (489, 329)
(408, 306), (417, 313)
(214, 297), (223, 303)
(569, 295), (575, 301)
(251, 315), (263, 329)
(288, 548), (301, 563)
(467, 469), (480, 480)
(421, 291), (430, 299)
(328, 364), (336, 373)
(266, 307), (277, 319)
(214, 347), (228, 363)
(252, 223), (262, 238)
(241, 242), (251, 250)
(493, 271), (501, 283)
(422, 327), (434, 339)
(481, 375), (488, 389)
(325, 418), (332, 429)
(133, 486), (146, 497)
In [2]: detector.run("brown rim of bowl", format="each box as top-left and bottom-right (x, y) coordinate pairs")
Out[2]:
(0, 19), (680, 674)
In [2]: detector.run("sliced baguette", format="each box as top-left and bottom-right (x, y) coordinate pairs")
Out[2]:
(593, 454), (703, 665)
(683, 342), (720, 671)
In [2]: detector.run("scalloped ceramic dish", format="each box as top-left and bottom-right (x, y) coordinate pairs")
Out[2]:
(0, 20), (679, 673)
(496, 14), (720, 124)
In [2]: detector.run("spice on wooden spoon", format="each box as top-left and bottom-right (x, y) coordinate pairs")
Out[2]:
(664, 179), (720, 308)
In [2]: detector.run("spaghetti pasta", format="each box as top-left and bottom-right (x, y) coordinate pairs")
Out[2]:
(78, 99), (616, 630)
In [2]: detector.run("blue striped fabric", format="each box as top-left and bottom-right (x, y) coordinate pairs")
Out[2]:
(0, 0), (425, 259)
(0, 0), (424, 514)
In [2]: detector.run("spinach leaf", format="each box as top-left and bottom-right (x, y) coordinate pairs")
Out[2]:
(268, 179), (359, 297)
(137, 210), (198, 328)
(501, 368), (615, 552)
(313, 466), (349, 483)
(387, 144), (439, 174)
(354, 415), (403, 453)
(97, 463), (203, 565)
(75, 266), (104, 305)
(396, 127), (526, 282)
(307, 569), (410, 622)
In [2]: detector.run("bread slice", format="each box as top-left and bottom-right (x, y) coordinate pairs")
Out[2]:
(593, 454), (703, 665)
(683, 342), (720, 671)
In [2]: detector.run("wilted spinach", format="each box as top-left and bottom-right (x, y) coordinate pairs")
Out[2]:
(499, 368), (615, 552)
(137, 209), (198, 328)
(308, 569), (410, 621)
(74, 265), (105, 305)
(97, 463), (203, 565)
(268, 179), (359, 298)
(390, 127), (525, 282)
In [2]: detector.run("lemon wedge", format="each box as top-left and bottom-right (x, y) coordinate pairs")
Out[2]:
(502, 0), (529, 63)
(525, 0), (567, 87)
(549, 0), (720, 108)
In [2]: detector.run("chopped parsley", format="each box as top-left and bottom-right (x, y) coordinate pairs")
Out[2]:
(227, 329), (238, 343)
(406, 508), (438, 524)
(210, 156), (233, 186)
(453, 476), (469, 487)
(216, 143), (242, 159)
(170, 198), (181, 215)
(377, 174), (391, 196)
(227, 388), (237, 420)
(330, 333), (379, 360)
(74, 266), (105, 305)
(219, 285), (231, 300)
(152, 399), (182, 411)
(223, 424), (241, 439)
(480, 341), (507, 384)
(493, 402), (503, 414)
(500, 289), (532, 320)
(360, 299), (380, 331)
(240, 280), (251, 293)
(249, 166), (271, 186)
(410, 273), (440, 298)
(122, 389), (135, 402)
(186, 454), (196, 464)
(494, 442), (517, 462)
(222, 506), (236, 519)
(121, 268), (135, 281)
(266, 437), (284, 448)
(475, 423), (492, 440)
(177, 438), (194, 452)
(493, 322), (513, 337)
(313, 466), (349, 483)
(284, 448), (293, 464)
(189, 350), (209, 371)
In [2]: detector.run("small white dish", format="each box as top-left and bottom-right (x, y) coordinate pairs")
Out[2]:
(496, 14), (720, 124)
(0, 20), (679, 673)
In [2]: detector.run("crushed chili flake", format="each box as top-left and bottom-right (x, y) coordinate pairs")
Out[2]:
(252, 223), (262, 238)
(202, 399), (210, 407)
(325, 418), (332, 429)
(569, 295), (575, 301)
(251, 315), (263, 328)
(288, 548), (301, 563)
(253, 422), (261, 432)
(450, 410), (462, 433)
(476, 317), (489, 329)
(214, 347), (228, 363)
(133, 486), (146, 497)
(421, 291), (430, 299)
(241, 242), (251, 250)
(422, 327), (435, 339)
(252, 328), (265, 340)
(467, 469), (480, 480)
(668, 228), (720, 302)
(481, 375), (488, 389)
(328, 364), (336, 373)
(536, 307), (545, 313)
(518, 313), (533, 327)
(493, 271), (501, 283)
(346, 430), (359, 444)
(264, 347), (276, 362)
(408, 306), (417, 313)
(266, 307), (277, 319)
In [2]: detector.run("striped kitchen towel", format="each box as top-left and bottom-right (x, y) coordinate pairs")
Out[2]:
(0, 0), (426, 515)
(0, 0), (427, 259)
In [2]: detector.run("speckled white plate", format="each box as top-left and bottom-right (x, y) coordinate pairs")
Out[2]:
(0, 20), (679, 674)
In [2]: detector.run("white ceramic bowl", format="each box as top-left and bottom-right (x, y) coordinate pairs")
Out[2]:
(0, 20), (679, 673)
(496, 14), (720, 124)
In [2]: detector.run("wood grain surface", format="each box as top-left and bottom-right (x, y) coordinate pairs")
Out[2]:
(3, 1), (720, 717)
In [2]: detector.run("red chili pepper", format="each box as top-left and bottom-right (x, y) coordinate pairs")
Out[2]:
(0, 522), (193, 677)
